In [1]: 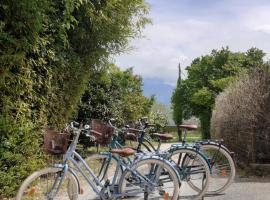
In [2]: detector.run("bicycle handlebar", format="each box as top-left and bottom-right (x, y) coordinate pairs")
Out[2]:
(68, 121), (90, 135)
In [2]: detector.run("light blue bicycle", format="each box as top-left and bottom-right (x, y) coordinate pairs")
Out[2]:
(16, 121), (181, 200)
(86, 119), (211, 200)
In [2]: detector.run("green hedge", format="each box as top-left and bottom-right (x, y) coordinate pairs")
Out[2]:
(0, 0), (150, 197)
(0, 116), (45, 197)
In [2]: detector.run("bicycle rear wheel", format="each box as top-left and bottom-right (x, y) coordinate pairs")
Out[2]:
(200, 144), (235, 194)
(16, 167), (78, 200)
(170, 148), (210, 200)
(118, 157), (180, 200)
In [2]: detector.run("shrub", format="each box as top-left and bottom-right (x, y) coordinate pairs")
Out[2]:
(0, 0), (150, 197)
(0, 116), (45, 197)
(211, 65), (270, 164)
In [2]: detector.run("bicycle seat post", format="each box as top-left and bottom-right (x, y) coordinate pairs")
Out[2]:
(156, 138), (161, 152)
(182, 129), (188, 145)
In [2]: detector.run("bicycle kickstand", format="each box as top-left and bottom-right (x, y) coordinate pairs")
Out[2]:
(144, 185), (149, 200)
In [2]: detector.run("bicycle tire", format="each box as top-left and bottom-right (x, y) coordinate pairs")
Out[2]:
(118, 157), (180, 200)
(169, 148), (210, 200)
(16, 167), (78, 200)
(200, 144), (236, 194)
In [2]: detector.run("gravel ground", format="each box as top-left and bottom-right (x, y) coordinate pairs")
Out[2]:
(74, 143), (270, 200)
(203, 182), (270, 200)
(76, 181), (270, 200)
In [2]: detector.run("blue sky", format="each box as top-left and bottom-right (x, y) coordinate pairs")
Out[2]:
(116, 0), (270, 105)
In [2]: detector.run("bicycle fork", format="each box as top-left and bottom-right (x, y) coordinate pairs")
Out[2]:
(47, 164), (69, 199)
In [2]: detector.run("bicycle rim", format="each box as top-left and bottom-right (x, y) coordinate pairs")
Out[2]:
(119, 157), (180, 200)
(170, 148), (210, 199)
(200, 144), (236, 194)
(16, 167), (78, 200)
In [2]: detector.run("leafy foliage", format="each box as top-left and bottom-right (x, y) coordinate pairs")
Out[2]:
(0, 0), (150, 197)
(150, 101), (172, 122)
(172, 47), (265, 139)
(76, 64), (154, 125)
(148, 110), (168, 132)
(0, 116), (45, 196)
(171, 86), (183, 141)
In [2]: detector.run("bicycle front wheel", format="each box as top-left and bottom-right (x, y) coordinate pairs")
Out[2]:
(118, 157), (180, 200)
(16, 167), (78, 200)
(82, 153), (122, 185)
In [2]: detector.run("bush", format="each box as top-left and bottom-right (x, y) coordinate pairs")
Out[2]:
(76, 66), (154, 125)
(211, 65), (270, 164)
(0, 116), (45, 197)
(0, 0), (150, 197)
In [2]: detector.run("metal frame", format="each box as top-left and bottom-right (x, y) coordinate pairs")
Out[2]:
(46, 123), (168, 199)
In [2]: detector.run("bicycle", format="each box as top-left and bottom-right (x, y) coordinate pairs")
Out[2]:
(178, 124), (236, 195)
(81, 119), (182, 199)
(16, 121), (181, 200)
(87, 119), (211, 200)
(126, 119), (235, 196)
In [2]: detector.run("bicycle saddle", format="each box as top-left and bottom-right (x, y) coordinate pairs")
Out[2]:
(110, 147), (135, 157)
(152, 133), (173, 141)
(179, 124), (198, 130)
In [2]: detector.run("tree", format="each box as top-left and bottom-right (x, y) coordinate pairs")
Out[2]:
(171, 63), (184, 141)
(172, 47), (265, 139)
(149, 101), (171, 132)
(76, 64), (154, 125)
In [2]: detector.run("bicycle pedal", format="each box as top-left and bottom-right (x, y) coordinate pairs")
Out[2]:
(164, 192), (169, 200)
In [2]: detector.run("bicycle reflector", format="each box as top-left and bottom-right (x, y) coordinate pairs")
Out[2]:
(164, 192), (169, 200)
(221, 169), (227, 177)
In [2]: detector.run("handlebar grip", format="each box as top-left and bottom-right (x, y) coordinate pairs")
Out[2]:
(72, 121), (80, 127)
(110, 118), (116, 123)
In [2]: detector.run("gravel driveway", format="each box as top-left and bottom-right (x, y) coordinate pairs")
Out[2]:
(203, 181), (270, 200)
(75, 143), (270, 200)
(76, 181), (270, 200)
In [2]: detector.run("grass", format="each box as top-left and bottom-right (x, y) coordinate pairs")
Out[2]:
(164, 130), (202, 143)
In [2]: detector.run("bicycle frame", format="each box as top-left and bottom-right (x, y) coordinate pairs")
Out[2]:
(49, 126), (162, 199)
(122, 127), (212, 180)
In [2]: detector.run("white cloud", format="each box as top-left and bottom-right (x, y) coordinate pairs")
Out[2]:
(240, 6), (270, 34)
(115, 18), (214, 85)
(115, 0), (270, 87)
(254, 25), (270, 34)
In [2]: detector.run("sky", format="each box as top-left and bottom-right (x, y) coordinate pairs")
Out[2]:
(115, 0), (270, 105)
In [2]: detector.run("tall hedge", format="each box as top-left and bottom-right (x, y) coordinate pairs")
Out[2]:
(211, 65), (270, 164)
(0, 0), (149, 197)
